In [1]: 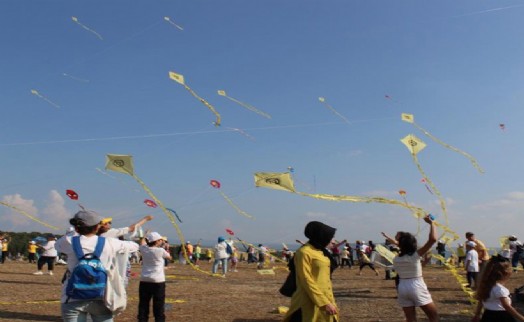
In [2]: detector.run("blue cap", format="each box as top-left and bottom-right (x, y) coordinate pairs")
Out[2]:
(218, 236), (225, 242)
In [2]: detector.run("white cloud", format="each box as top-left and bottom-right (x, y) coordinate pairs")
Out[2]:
(0, 194), (39, 228)
(508, 191), (524, 200)
(472, 191), (524, 211)
(42, 190), (70, 226)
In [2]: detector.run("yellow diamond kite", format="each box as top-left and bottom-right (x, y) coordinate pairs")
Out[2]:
(168, 71), (185, 85)
(401, 113), (414, 123)
(217, 90), (226, 96)
(254, 172), (295, 192)
(105, 154), (134, 175)
(401, 134), (426, 155)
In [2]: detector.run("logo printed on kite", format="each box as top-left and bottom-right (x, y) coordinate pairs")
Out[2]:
(408, 139), (418, 147)
(112, 160), (125, 167)
(265, 178), (281, 185)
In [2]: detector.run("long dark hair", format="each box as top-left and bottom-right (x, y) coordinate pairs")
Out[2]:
(476, 255), (512, 301)
(398, 232), (417, 256)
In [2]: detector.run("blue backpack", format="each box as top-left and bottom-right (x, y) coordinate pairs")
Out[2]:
(66, 236), (107, 300)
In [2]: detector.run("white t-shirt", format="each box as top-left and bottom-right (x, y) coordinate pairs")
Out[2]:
(55, 234), (139, 303)
(466, 249), (479, 272)
(41, 240), (58, 257)
(483, 283), (510, 311)
(139, 245), (170, 283)
(393, 253), (422, 279)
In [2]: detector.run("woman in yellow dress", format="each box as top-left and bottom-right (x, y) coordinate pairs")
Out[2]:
(284, 221), (339, 322)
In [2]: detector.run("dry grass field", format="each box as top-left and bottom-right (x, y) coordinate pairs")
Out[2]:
(1, 260), (524, 321)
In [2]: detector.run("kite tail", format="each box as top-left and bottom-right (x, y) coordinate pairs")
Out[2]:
(130, 174), (218, 277)
(218, 191), (255, 219)
(183, 85), (221, 126)
(0, 201), (59, 230)
(414, 123), (484, 173)
(225, 96), (272, 119)
(411, 154), (449, 227)
(430, 253), (478, 309)
(296, 191), (427, 219)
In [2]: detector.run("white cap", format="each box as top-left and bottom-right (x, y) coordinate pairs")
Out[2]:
(466, 241), (476, 247)
(146, 232), (163, 243)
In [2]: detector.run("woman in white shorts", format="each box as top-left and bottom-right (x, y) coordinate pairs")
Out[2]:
(393, 215), (439, 322)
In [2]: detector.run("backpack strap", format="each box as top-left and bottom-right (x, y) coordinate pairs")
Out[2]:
(71, 236), (85, 260)
(71, 236), (106, 260)
(93, 237), (105, 258)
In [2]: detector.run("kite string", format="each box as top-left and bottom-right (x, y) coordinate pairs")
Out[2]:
(0, 201), (60, 230)
(224, 95), (271, 119)
(413, 123), (484, 173)
(319, 100), (351, 125)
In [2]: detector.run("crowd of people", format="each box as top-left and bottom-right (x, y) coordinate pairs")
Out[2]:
(2, 213), (524, 321)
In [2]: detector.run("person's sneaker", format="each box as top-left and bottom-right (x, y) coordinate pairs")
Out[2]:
(48, 271), (54, 276)
(33, 271), (43, 275)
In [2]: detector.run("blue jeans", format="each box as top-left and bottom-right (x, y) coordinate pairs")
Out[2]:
(61, 300), (113, 322)
(212, 258), (227, 274)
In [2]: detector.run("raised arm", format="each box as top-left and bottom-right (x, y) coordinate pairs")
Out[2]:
(381, 232), (398, 246)
(128, 215), (154, 233)
(417, 215), (437, 256)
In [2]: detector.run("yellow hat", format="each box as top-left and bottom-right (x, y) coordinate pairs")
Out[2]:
(100, 217), (112, 224)
(162, 236), (168, 241)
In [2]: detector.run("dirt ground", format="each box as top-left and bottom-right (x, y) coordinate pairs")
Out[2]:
(1, 260), (524, 321)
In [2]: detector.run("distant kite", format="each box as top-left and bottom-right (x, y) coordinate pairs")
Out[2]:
(163, 16), (184, 30)
(318, 97), (350, 124)
(30, 89), (60, 108)
(421, 178), (433, 194)
(499, 124), (505, 131)
(402, 113), (484, 173)
(62, 73), (89, 82)
(384, 94), (400, 104)
(169, 71), (221, 126)
(66, 190), (79, 200)
(398, 190), (407, 204)
(210, 179), (254, 219)
(71, 16), (103, 40)
(144, 199), (158, 208)
(217, 90), (271, 119)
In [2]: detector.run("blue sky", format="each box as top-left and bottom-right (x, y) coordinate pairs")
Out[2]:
(1, 0), (524, 248)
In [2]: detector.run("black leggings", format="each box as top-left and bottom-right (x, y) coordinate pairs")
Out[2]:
(138, 281), (166, 322)
(37, 256), (55, 270)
